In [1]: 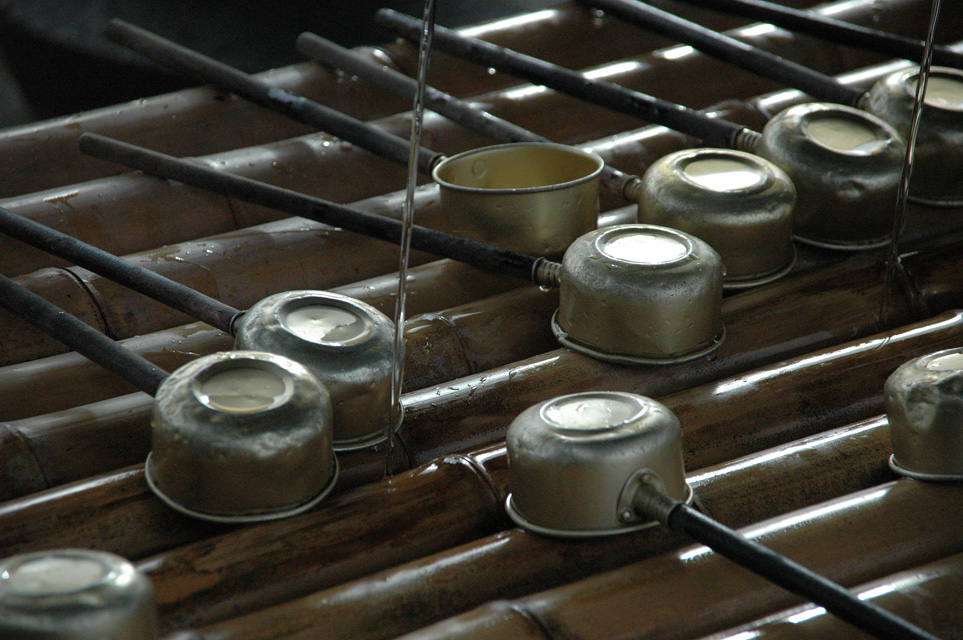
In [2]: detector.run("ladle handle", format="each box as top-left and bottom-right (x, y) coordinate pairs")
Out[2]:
(374, 9), (750, 149)
(78, 133), (541, 284)
(0, 273), (168, 396)
(578, 0), (864, 107)
(634, 487), (940, 640)
(297, 32), (540, 146)
(295, 32), (637, 200)
(105, 19), (442, 175)
(0, 205), (240, 334)
(671, 0), (963, 69)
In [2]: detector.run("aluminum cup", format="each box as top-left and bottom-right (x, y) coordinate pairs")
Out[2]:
(637, 148), (796, 288)
(0, 549), (159, 640)
(885, 348), (963, 480)
(506, 391), (692, 536)
(755, 103), (904, 250)
(147, 350), (336, 522)
(432, 142), (604, 259)
(864, 66), (963, 205)
(233, 290), (396, 450)
(553, 224), (724, 364)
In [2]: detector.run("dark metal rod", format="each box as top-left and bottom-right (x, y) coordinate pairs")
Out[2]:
(671, 0), (963, 68)
(0, 274), (167, 396)
(0, 205), (240, 334)
(664, 502), (941, 640)
(374, 9), (750, 148)
(105, 19), (441, 175)
(577, 0), (864, 107)
(78, 133), (540, 283)
(295, 31), (638, 199)
(297, 32), (542, 146)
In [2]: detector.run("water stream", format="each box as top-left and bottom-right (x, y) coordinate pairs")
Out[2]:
(388, 0), (438, 475)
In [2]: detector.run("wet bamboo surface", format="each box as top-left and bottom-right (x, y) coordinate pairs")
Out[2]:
(0, 258), (548, 420)
(0, 0), (911, 199)
(0, 238), (958, 505)
(0, 309), (959, 629)
(392, 480), (963, 640)
(0, 2), (961, 639)
(697, 551), (963, 640)
(0, 0), (953, 282)
(178, 415), (895, 640)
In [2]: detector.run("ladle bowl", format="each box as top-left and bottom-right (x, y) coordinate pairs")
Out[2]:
(506, 391), (691, 536)
(637, 148), (796, 288)
(233, 290), (396, 451)
(147, 350), (336, 522)
(865, 65), (963, 205)
(755, 102), (904, 249)
(885, 347), (963, 480)
(432, 142), (604, 259)
(0, 549), (159, 640)
(553, 224), (724, 364)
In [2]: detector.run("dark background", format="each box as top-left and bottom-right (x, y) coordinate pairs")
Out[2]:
(0, 1), (556, 127)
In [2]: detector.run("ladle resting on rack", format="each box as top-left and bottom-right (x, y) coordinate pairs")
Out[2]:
(0, 204), (396, 452)
(377, 9), (908, 250)
(78, 132), (725, 365)
(105, 19), (608, 259)
(579, 0), (963, 205)
(505, 391), (940, 640)
(297, 31), (796, 287)
(0, 272), (338, 523)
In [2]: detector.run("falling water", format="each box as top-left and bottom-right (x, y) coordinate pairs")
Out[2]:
(878, 0), (943, 326)
(387, 0), (437, 476)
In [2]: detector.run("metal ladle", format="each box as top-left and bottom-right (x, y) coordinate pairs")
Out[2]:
(78, 133), (726, 365)
(296, 31), (797, 287)
(377, 9), (908, 251)
(505, 390), (940, 640)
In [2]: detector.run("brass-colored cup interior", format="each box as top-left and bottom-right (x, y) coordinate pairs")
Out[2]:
(432, 142), (604, 258)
